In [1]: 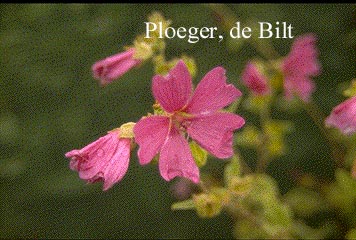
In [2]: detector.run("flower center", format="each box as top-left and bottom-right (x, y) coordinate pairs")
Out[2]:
(171, 111), (194, 132)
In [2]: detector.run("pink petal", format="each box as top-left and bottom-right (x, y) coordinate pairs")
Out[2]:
(92, 48), (141, 85)
(152, 60), (192, 113)
(284, 75), (315, 102)
(185, 67), (242, 115)
(159, 126), (200, 183)
(133, 116), (170, 165)
(65, 131), (131, 190)
(325, 96), (356, 135)
(185, 112), (245, 158)
(101, 138), (131, 191)
(76, 133), (118, 180)
(241, 62), (270, 95)
(282, 34), (321, 77)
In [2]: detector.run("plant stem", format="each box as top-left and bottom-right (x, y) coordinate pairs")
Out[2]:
(206, 4), (280, 60)
(303, 101), (345, 168)
(255, 104), (271, 173)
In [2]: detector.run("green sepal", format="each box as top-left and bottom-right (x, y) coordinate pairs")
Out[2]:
(171, 199), (195, 211)
(190, 141), (208, 168)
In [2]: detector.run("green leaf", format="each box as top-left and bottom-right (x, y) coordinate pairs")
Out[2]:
(248, 174), (279, 203)
(284, 187), (330, 217)
(171, 199), (195, 211)
(264, 202), (293, 228)
(234, 219), (269, 239)
(335, 169), (356, 202)
(190, 141), (208, 167)
(224, 154), (241, 187)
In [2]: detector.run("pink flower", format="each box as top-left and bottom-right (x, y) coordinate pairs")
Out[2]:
(65, 130), (131, 191)
(92, 48), (141, 85)
(133, 60), (245, 183)
(241, 62), (270, 95)
(325, 96), (356, 135)
(281, 34), (321, 102)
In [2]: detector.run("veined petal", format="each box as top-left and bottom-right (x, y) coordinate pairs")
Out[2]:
(152, 60), (192, 113)
(186, 67), (242, 115)
(68, 133), (118, 180)
(102, 138), (131, 191)
(65, 131), (131, 191)
(159, 126), (200, 183)
(186, 112), (245, 158)
(134, 116), (170, 165)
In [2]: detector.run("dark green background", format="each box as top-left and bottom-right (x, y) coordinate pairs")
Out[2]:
(1, 4), (355, 238)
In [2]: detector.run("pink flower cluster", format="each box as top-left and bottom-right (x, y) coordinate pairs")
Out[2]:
(240, 34), (321, 102)
(65, 61), (245, 190)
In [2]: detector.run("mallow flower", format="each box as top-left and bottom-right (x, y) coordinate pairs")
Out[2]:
(325, 96), (356, 135)
(134, 60), (245, 183)
(281, 34), (321, 102)
(241, 62), (270, 95)
(65, 129), (131, 191)
(92, 48), (141, 85)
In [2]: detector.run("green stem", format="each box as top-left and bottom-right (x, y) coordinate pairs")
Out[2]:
(206, 4), (280, 61)
(256, 103), (272, 173)
(303, 101), (345, 168)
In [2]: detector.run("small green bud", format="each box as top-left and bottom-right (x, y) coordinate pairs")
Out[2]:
(119, 122), (136, 139)
(132, 40), (153, 60)
(228, 175), (254, 196)
(192, 190), (225, 218)
(247, 174), (279, 204)
(235, 124), (262, 148)
(343, 79), (356, 97)
(189, 141), (208, 167)
(147, 11), (172, 37)
(152, 102), (165, 116)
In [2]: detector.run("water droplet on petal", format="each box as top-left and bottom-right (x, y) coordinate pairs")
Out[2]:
(97, 149), (105, 157)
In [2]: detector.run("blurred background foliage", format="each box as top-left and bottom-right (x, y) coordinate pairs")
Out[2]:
(0, 4), (355, 238)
